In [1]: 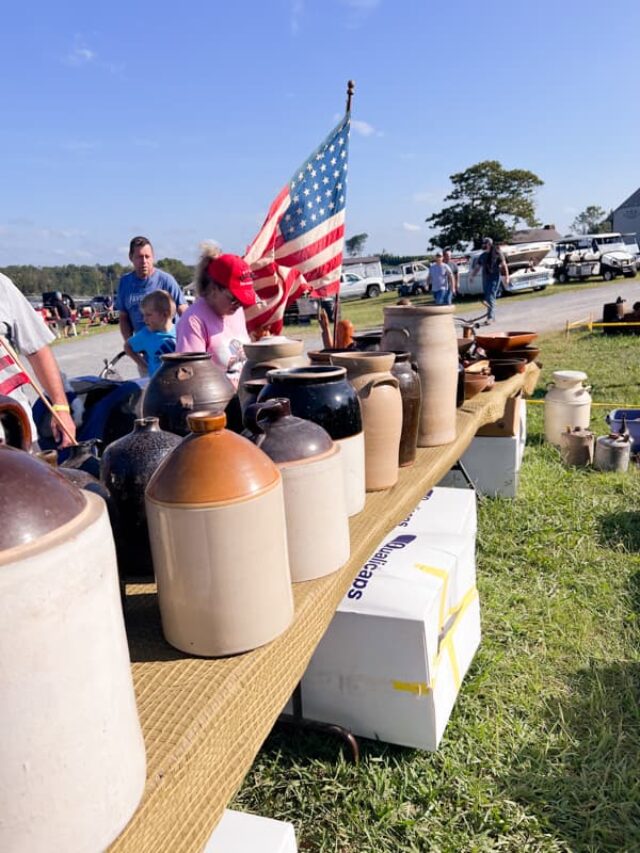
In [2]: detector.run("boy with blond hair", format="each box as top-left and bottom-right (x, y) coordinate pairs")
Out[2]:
(124, 289), (176, 376)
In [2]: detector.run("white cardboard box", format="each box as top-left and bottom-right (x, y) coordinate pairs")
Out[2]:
(204, 810), (297, 852)
(393, 486), (477, 539)
(301, 586), (481, 751)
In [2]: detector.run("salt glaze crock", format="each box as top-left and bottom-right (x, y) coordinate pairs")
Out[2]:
(0, 446), (146, 852)
(329, 351), (402, 491)
(145, 411), (294, 656)
(382, 305), (458, 447)
(238, 337), (308, 410)
(258, 365), (365, 515)
(101, 417), (182, 580)
(143, 351), (242, 435)
(244, 398), (350, 582)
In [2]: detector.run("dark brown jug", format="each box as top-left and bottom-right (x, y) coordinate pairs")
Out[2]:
(0, 394), (32, 450)
(101, 417), (182, 580)
(389, 352), (421, 467)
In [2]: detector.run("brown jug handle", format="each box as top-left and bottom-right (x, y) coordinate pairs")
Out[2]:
(381, 327), (410, 348)
(243, 398), (291, 435)
(0, 394), (32, 450)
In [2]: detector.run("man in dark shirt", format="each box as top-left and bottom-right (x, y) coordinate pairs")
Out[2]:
(470, 237), (509, 324)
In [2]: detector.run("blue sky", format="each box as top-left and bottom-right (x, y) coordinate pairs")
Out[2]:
(2, 0), (639, 266)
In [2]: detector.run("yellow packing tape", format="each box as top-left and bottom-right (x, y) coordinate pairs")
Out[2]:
(414, 562), (448, 631)
(391, 587), (479, 696)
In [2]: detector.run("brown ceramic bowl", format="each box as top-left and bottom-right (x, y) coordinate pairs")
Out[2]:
(490, 345), (540, 363)
(464, 371), (493, 399)
(504, 331), (538, 350)
(474, 332), (510, 352)
(489, 358), (527, 380)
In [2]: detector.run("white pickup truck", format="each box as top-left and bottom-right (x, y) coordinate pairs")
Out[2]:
(383, 262), (430, 294)
(339, 271), (385, 299)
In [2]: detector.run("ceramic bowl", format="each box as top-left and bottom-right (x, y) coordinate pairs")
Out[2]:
(464, 371), (493, 399)
(489, 358), (527, 380)
(490, 345), (540, 363)
(504, 331), (539, 350)
(474, 332), (510, 352)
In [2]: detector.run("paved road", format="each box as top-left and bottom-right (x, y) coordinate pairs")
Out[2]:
(51, 280), (640, 380)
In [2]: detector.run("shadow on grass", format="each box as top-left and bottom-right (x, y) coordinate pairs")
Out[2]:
(507, 661), (640, 851)
(598, 511), (640, 552)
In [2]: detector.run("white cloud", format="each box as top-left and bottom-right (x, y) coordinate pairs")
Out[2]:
(403, 222), (421, 232)
(341, 0), (381, 28)
(351, 119), (375, 137)
(65, 41), (96, 66)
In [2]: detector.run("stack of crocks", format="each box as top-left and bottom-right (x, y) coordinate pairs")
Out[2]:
(0, 447), (146, 853)
(244, 398), (350, 582)
(145, 411), (294, 656)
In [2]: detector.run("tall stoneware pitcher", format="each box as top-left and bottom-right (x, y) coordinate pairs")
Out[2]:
(145, 411), (293, 656)
(0, 447), (146, 852)
(381, 305), (458, 447)
(329, 352), (402, 491)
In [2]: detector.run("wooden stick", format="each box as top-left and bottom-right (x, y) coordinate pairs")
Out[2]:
(332, 292), (340, 350)
(0, 336), (78, 446)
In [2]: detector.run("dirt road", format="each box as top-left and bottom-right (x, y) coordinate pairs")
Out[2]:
(52, 280), (640, 380)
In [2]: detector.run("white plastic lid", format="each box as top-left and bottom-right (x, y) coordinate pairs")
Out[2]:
(552, 370), (587, 382)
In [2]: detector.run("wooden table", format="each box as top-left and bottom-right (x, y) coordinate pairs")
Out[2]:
(111, 364), (539, 852)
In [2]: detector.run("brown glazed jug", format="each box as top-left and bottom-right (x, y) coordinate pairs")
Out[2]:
(389, 352), (421, 467)
(142, 352), (241, 435)
(329, 352), (402, 491)
(382, 305), (458, 447)
(145, 411), (293, 656)
(244, 398), (350, 582)
(0, 394), (32, 449)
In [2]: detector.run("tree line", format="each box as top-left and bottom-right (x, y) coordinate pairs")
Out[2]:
(2, 258), (195, 298)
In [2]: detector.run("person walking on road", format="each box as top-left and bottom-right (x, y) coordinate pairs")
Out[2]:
(427, 250), (456, 305)
(443, 248), (459, 296)
(469, 237), (509, 324)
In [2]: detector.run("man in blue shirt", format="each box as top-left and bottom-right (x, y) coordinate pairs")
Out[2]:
(427, 251), (455, 305)
(116, 236), (187, 344)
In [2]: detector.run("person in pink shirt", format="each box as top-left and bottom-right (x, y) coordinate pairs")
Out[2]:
(177, 249), (257, 388)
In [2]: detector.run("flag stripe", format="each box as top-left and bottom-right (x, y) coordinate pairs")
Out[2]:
(244, 187), (290, 264)
(0, 372), (30, 396)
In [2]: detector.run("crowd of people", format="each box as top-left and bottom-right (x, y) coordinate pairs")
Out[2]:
(1, 232), (508, 451)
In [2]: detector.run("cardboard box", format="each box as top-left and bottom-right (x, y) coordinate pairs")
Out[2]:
(204, 810), (297, 852)
(300, 586), (481, 751)
(476, 393), (522, 437)
(393, 486), (477, 539)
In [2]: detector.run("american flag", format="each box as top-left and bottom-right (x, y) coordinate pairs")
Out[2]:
(243, 114), (350, 335)
(0, 337), (30, 397)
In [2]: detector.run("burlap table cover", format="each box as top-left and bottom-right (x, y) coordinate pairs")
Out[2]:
(111, 364), (539, 852)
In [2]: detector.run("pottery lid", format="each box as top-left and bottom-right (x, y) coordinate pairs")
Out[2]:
(146, 410), (280, 505)
(0, 445), (87, 550)
(244, 398), (334, 463)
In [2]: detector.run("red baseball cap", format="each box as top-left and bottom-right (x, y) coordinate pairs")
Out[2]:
(207, 254), (257, 307)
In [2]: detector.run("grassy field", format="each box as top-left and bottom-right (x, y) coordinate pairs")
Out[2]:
(232, 329), (640, 851)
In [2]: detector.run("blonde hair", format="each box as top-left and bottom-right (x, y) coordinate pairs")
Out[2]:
(194, 241), (222, 297)
(140, 289), (175, 317)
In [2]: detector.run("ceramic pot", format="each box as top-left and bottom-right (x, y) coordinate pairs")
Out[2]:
(238, 337), (308, 409)
(145, 411), (293, 656)
(101, 417), (182, 580)
(0, 447), (146, 852)
(59, 438), (101, 478)
(143, 351), (241, 435)
(388, 352), (421, 467)
(258, 366), (365, 516)
(381, 305), (458, 447)
(329, 352), (402, 491)
(245, 398), (350, 582)
(559, 427), (594, 467)
(0, 394), (32, 449)
(352, 329), (383, 351)
(307, 348), (355, 366)
(544, 370), (592, 446)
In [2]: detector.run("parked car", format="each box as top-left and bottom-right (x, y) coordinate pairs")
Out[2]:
(339, 271), (385, 300)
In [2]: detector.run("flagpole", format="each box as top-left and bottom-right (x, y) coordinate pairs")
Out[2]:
(332, 80), (355, 348)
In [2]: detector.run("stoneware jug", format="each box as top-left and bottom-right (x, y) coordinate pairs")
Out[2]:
(245, 398), (350, 582)
(0, 447), (146, 853)
(238, 336), (308, 409)
(101, 417), (182, 580)
(381, 305), (458, 447)
(258, 365), (366, 516)
(329, 351), (402, 491)
(145, 411), (293, 656)
(59, 437), (102, 478)
(0, 393), (32, 449)
(544, 370), (592, 446)
(389, 351), (421, 467)
(143, 351), (241, 435)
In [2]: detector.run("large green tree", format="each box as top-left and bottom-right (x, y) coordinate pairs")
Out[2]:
(426, 160), (544, 250)
(345, 233), (369, 257)
(570, 205), (612, 235)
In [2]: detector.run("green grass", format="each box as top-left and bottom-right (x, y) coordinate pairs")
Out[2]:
(232, 330), (640, 851)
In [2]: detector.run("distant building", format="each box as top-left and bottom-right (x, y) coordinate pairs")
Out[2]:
(510, 224), (563, 243)
(613, 188), (640, 238)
